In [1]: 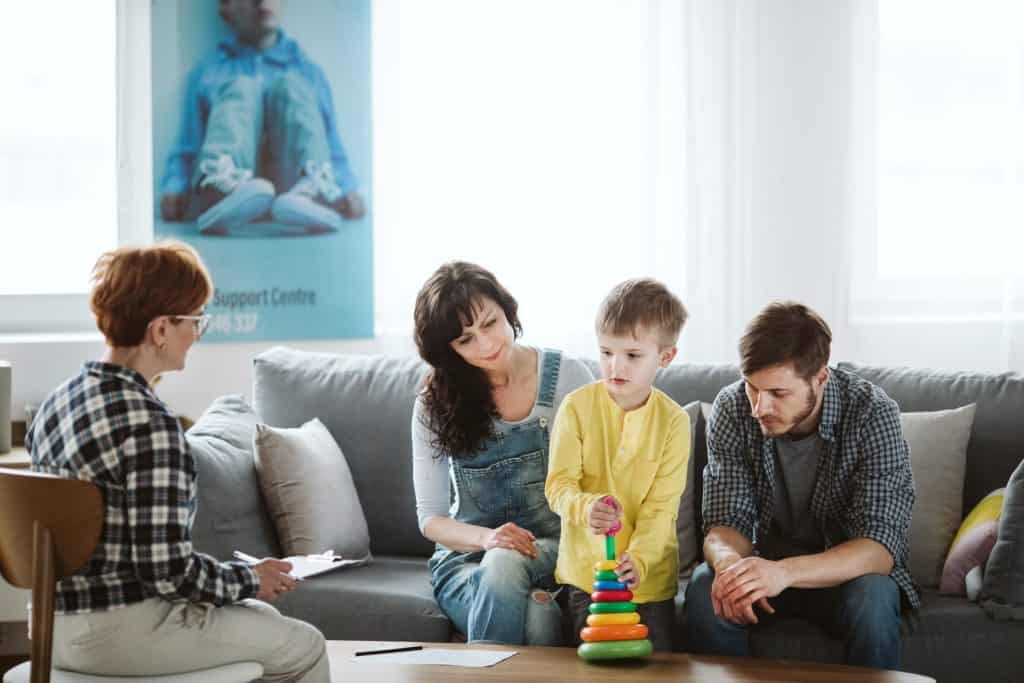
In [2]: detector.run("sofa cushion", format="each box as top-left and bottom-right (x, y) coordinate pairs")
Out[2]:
(678, 402), (702, 575)
(253, 348), (433, 557)
(837, 363), (1024, 515)
(187, 395), (280, 561)
(253, 418), (371, 562)
(901, 404), (976, 587)
(272, 555), (450, 642)
(982, 457), (1024, 620)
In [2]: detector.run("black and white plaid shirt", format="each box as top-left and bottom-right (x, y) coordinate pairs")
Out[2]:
(703, 367), (920, 609)
(27, 361), (259, 614)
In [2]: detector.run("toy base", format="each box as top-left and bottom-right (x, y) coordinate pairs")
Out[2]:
(577, 639), (653, 660)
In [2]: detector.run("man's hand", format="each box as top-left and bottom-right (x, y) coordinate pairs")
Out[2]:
(160, 193), (189, 221)
(713, 556), (788, 624)
(482, 522), (538, 558)
(253, 558), (297, 602)
(333, 191), (366, 220)
(588, 496), (622, 535)
(615, 552), (639, 589)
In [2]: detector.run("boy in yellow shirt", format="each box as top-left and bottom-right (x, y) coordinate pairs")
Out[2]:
(545, 278), (690, 652)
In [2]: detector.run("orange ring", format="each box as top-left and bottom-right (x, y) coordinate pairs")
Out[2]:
(580, 624), (649, 642)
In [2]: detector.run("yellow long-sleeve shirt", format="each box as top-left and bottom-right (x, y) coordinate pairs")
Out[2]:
(545, 381), (690, 603)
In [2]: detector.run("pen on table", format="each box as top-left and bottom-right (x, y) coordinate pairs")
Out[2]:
(354, 645), (423, 657)
(233, 551), (303, 581)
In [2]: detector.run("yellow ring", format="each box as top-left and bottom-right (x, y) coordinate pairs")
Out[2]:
(593, 559), (617, 572)
(587, 612), (641, 626)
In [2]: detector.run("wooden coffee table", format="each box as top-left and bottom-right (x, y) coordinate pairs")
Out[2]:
(327, 641), (935, 682)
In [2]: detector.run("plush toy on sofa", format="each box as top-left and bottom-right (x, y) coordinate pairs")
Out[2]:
(940, 488), (1004, 599)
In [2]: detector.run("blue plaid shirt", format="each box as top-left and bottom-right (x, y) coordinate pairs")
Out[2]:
(26, 362), (259, 614)
(703, 367), (919, 609)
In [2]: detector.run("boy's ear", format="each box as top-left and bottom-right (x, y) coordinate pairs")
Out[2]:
(659, 346), (677, 368)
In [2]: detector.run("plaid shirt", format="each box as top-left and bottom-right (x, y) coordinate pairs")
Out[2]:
(703, 368), (920, 609)
(26, 362), (258, 614)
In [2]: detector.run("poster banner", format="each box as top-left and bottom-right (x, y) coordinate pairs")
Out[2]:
(151, 0), (373, 341)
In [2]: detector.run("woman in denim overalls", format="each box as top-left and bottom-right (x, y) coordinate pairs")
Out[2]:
(411, 262), (593, 644)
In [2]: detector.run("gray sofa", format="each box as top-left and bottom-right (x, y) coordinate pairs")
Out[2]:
(188, 346), (1024, 682)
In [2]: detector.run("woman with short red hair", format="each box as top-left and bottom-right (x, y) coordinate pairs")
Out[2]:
(26, 241), (329, 681)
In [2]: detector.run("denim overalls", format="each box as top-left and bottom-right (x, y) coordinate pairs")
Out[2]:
(429, 349), (564, 644)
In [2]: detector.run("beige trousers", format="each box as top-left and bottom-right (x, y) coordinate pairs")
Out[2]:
(51, 598), (329, 682)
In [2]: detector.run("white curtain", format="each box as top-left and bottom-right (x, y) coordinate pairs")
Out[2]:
(374, 0), (871, 364)
(373, 0), (1022, 372)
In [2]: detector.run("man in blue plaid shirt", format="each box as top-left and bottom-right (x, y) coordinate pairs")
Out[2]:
(684, 302), (917, 671)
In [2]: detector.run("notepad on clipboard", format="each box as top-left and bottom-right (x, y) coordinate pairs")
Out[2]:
(234, 549), (371, 580)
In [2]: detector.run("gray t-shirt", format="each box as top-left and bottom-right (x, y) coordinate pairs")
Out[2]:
(411, 347), (594, 533)
(760, 431), (828, 560)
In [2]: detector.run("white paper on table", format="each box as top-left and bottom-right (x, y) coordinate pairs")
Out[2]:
(350, 648), (518, 667)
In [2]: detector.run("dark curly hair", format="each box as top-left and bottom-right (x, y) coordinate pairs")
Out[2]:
(414, 262), (523, 458)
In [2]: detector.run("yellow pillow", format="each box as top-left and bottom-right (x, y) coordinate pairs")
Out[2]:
(948, 488), (1005, 557)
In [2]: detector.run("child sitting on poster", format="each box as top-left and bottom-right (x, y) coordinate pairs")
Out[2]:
(159, 0), (365, 235)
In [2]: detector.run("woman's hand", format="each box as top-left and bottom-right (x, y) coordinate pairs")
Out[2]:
(252, 558), (297, 602)
(482, 522), (538, 558)
(588, 496), (622, 535)
(615, 552), (639, 589)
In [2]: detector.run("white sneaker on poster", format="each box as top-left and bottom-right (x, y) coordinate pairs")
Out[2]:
(195, 155), (275, 234)
(271, 160), (344, 233)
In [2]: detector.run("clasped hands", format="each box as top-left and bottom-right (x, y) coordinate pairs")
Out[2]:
(711, 556), (792, 625)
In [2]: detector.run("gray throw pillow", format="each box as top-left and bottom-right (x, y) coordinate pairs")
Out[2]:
(253, 418), (372, 563)
(901, 404), (976, 587)
(677, 402), (702, 575)
(187, 395), (280, 561)
(981, 457), (1024, 620)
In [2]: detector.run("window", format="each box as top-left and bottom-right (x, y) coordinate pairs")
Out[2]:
(0, 2), (117, 299)
(856, 0), (1024, 320)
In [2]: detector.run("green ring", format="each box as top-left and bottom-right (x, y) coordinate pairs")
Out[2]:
(588, 601), (636, 614)
(594, 570), (619, 581)
(577, 639), (653, 660)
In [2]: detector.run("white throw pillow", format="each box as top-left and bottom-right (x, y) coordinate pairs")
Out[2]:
(253, 417), (372, 563)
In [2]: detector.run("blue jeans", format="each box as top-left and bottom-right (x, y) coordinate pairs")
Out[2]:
(433, 540), (562, 645)
(684, 562), (903, 670)
(429, 349), (566, 645)
(195, 72), (330, 191)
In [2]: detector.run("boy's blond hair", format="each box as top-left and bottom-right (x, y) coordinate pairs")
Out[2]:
(596, 278), (688, 348)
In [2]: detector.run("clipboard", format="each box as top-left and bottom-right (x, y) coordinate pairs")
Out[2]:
(233, 549), (371, 579)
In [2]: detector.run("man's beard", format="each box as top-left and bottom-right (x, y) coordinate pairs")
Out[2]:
(760, 382), (818, 437)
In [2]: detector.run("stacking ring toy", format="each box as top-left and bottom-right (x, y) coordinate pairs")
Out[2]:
(577, 495), (652, 661)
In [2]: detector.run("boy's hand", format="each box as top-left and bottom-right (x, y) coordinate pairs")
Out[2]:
(588, 496), (622, 535)
(482, 522), (538, 559)
(615, 552), (639, 589)
(160, 193), (189, 221)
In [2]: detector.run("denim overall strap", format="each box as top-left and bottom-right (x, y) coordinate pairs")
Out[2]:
(536, 348), (562, 409)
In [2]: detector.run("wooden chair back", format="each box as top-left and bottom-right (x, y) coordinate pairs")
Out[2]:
(0, 469), (104, 683)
